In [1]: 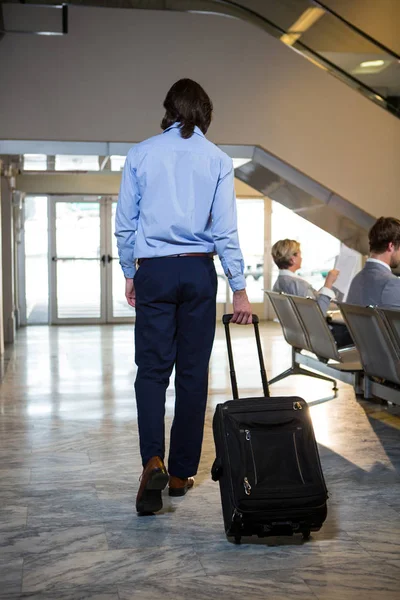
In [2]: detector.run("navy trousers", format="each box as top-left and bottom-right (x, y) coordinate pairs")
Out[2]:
(134, 256), (217, 478)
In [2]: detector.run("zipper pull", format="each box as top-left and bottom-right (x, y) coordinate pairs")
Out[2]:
(243, 477), (252, 495)
(245, 429), (251, 441)
(293, 401), (303, 411)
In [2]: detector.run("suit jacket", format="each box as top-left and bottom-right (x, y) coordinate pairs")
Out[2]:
(347, 261), (400, 309)
(272, 274), (331, 314)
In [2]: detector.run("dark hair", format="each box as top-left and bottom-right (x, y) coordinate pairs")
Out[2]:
(369, 216), (400, 253)
(161, 78), (213, 139)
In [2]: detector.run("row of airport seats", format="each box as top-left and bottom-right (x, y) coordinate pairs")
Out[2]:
(265, 291), (400, 406)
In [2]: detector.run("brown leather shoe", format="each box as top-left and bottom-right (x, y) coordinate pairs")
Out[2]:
(136, 456), (169, 514)
(168, 475), (195, 497)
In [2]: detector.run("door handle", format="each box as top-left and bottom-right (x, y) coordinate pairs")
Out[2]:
(52, 257), (100, 261)
(107, 254), (113, 263)
(101, 254), (106, 265)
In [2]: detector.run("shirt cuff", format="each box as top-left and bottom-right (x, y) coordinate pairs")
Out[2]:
(122, 265), (136, 279)
(319, 286), (336, 300)
(228, 273), (246, 292)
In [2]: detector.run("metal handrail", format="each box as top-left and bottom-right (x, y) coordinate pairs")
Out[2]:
(310, 0), (400, 60)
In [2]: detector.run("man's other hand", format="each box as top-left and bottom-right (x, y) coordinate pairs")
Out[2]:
(125, 278), (136, 308)
(232, 289), (252, 324)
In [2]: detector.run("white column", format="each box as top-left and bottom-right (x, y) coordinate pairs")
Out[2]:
(263, 196), (273, 320)
(13, 192), (24, 328)
(1, 176), (16, 344)
(0, 166), (4, 354)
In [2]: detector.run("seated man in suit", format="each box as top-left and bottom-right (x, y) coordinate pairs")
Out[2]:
(271, 239), (353, 348)
(347, 216), (400, 308)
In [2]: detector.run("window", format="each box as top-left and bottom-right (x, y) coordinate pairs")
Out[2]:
(271, 202), (341, 290)
(23, 154), (47, 171)
(55, 155), (100, 171)
(227, 199), (265, 303)
(24, 196), (49, 324)
(110, 155), (126, 171)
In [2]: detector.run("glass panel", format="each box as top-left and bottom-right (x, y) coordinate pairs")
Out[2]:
(229, 199), (265, 303)
(55, 155), (100, 171)
(295, 11), (399, 114)
(111, 203), (135, 318)
(271, 201), (341, 290)
(110, 155), (126, 171)
(244, 0), (400, 117)
(55, 202), (101, 319)
(24, 196), (49, 324)
(23, 154), (47, 171)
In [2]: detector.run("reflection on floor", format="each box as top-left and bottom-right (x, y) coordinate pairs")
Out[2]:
(0, 323), (399, 599)
(26, 304), (48, 325)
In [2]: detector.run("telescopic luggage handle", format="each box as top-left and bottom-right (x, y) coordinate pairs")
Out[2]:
(222, 314), (270, 400)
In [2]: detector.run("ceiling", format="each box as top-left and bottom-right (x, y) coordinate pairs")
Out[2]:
(2, 0), (399, 106)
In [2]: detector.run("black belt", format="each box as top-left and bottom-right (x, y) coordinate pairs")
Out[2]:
(138, 253), (213, 265)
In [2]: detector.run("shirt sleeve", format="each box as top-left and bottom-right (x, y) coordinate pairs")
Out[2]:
(114, 150), (140, 279)
(211, 156), (245, 292)
(299, 280), (333, 314)
(314, 285), (335, 314)
(319, 286), (336, 301)
(316, 294), (331, 314)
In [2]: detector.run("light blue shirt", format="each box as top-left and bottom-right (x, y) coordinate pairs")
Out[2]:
(114, 123), (245, 291)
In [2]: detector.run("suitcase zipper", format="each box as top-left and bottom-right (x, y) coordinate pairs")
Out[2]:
(293, 432), (305, 485)
(245, 429), (258, 485)
(243, 477), (252, 495)
(225, 400), (305, 414)
(219, 407), (239, 507)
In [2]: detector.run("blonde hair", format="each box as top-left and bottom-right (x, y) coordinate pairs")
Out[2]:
(271, 239), (300, 269)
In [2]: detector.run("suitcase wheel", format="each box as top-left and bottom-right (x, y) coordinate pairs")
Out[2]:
(234, 535), (242, 545)
(302, 529), (311, 540)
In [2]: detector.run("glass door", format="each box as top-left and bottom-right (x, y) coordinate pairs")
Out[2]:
(48, 196), (258, 325)
(226, 199), (266, 318)
(105, 200), (135, 323)
(50, 197), (106, 324)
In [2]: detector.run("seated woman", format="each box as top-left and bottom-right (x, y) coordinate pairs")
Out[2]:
(271, 239), (353, 348)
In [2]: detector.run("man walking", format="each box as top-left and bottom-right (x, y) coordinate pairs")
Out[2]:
(115, 79), (252, 514)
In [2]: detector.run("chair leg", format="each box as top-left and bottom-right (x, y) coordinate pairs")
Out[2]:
(297, 368), (338, 391)
(364, 376), (373, 399)
(269, 348), (300, 385)
(354, 372), (364, 396)
(269, 367), (297, 385)
(270, 364), (338, 391)
(269, 347), (337, 391)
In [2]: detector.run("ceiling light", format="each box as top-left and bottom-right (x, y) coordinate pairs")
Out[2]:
(280, 7), (325, 47)
(281, 33), (301, 47)
(360, 60), (385, 68)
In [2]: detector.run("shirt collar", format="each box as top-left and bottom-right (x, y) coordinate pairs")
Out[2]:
(163, 122), (205, 137)
(279, 269), (300, 278)
(366, 258), (392, 272)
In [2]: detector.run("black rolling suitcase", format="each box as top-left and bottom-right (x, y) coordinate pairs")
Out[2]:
(211, 314), (328, 543)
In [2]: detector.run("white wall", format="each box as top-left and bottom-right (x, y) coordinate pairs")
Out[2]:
(1, 6), (399, 218)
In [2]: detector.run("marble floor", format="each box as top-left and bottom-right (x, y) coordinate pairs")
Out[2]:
(0, 322), (399, 599)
